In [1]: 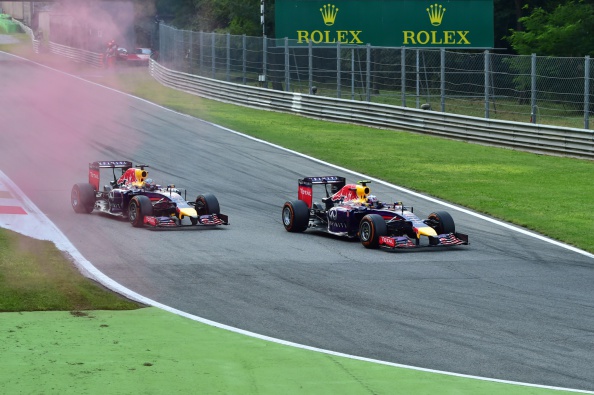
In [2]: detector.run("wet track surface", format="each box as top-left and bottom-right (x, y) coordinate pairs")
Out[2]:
(1, 52), (594, 391)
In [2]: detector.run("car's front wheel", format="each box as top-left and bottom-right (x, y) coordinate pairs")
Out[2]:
(359, 214), (387, 249)
(195, 193), (220, 215)
(282, 200), (309, 233)
(128, 195), (153, 227)
(427, 211), (455, 234)
(71, 183), (95, 214)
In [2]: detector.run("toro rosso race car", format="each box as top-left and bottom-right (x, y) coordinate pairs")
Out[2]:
(71, 161), (229, 228)
(282, 176), (468, 250)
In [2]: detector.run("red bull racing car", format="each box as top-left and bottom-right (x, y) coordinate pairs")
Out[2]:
(71, 161), (229, 228)
(282, 176), (468, 250)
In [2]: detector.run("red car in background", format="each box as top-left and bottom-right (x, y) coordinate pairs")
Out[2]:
(125, 47), (152, 66)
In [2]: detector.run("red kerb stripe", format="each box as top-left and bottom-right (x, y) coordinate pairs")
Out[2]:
(0, 206), (27, 214)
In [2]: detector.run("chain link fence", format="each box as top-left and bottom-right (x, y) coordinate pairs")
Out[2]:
(158, 24), (594, 130)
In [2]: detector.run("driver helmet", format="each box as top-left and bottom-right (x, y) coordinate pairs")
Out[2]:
(144, 178), (156, 190)
(367, 195), (379, 206)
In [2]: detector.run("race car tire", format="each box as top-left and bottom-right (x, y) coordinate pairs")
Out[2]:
(71, 183), (95, 214)
(427, 211), (455, 234)
(359, 214), (387, 249)
(282, 200), (309, 233)
(196, 193), (220, 215)
(129, 195), (153, 228)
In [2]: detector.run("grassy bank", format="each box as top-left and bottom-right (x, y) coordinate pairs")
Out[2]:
(0, 228), (142, 311)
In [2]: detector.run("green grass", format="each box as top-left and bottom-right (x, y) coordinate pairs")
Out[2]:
(0, 228), (142, 312)
(1, 308), (580, 395)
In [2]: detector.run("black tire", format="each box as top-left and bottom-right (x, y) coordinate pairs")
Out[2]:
(359, 214), (388, 249)
(128, 195), (153, 227)
(427, 211), (456, 234)
(195, 193), (220, 215)
(282, 200), (309, 233)
(71, 183), (95, 213)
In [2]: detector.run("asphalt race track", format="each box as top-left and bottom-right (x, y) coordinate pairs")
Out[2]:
(2, 52), (594, 391)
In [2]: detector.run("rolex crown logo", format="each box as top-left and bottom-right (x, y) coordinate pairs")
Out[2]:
(320, 4), (339, 26)
(426, 3), (446, 26)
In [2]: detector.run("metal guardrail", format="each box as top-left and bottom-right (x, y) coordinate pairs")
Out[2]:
(46, 42), (103, 68)
(149, 60), (594, 161)
(10, 18), (37, 52)
(11, 19), (103, 66)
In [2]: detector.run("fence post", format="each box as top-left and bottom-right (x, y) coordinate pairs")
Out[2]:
(440, 48), (445, 112)
(285, 38), (290, 92)
(174, 27), (179, 69)
(484, 50), (490, 119)
(351, 48), (355, 100)
(199, 31), (203, 72)
(212, 33), (216, 79)
(226, 33), (230, 82)
(262, 35), (268, 89)
(585, 55), (590, 129)
(309, 39), (313, 94)
(158, 23), (164, 65)
(366, 43), (371, 102)
(336, 42), (341, 98)
(188, 31), (192, 73)
(531, 53), (537, 123)
(415, 49), (420, 109)
(242, 35), (246, 84)
(401, 47), (406, 107)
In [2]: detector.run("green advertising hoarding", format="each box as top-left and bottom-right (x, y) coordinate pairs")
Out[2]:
(275, 0), (494, 48)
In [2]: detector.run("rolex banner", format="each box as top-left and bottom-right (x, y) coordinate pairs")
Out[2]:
(274, 0), (494, 48)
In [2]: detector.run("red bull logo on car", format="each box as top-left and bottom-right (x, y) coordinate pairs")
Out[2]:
(118, 168), (148, 188)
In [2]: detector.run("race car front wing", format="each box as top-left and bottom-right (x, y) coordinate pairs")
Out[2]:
(379, 232), (469, 250)
(143, 213), (229, 228)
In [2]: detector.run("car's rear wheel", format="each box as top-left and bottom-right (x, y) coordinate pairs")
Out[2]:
(71, 183), (95, 213)
(128, 195), (153, 227)
(359, 214), (388, 249)
(427, 211), (455, 234)
(195, 193), (220, 215)
(282, 200), (309, 233)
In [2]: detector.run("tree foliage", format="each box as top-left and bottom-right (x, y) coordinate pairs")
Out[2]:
(155, 0), (270, 36)
(505, 0), (594, 56)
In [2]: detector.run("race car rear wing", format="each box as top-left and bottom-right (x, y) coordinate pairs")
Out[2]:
(90, 161), (134, 169)
(88, 161), (133, 191)
(298, 176), (346, 208)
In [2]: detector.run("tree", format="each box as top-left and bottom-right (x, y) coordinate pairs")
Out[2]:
(155, 0), (269, 36)
(494, 0), (529, 50)
(505, 0), (594, 56)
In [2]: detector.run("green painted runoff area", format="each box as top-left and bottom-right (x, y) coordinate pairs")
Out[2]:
(0, 308), (580, 394)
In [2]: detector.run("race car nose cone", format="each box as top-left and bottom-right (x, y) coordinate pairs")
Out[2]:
(415, 226), (437, 238)
(178, 207), (197, 219)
